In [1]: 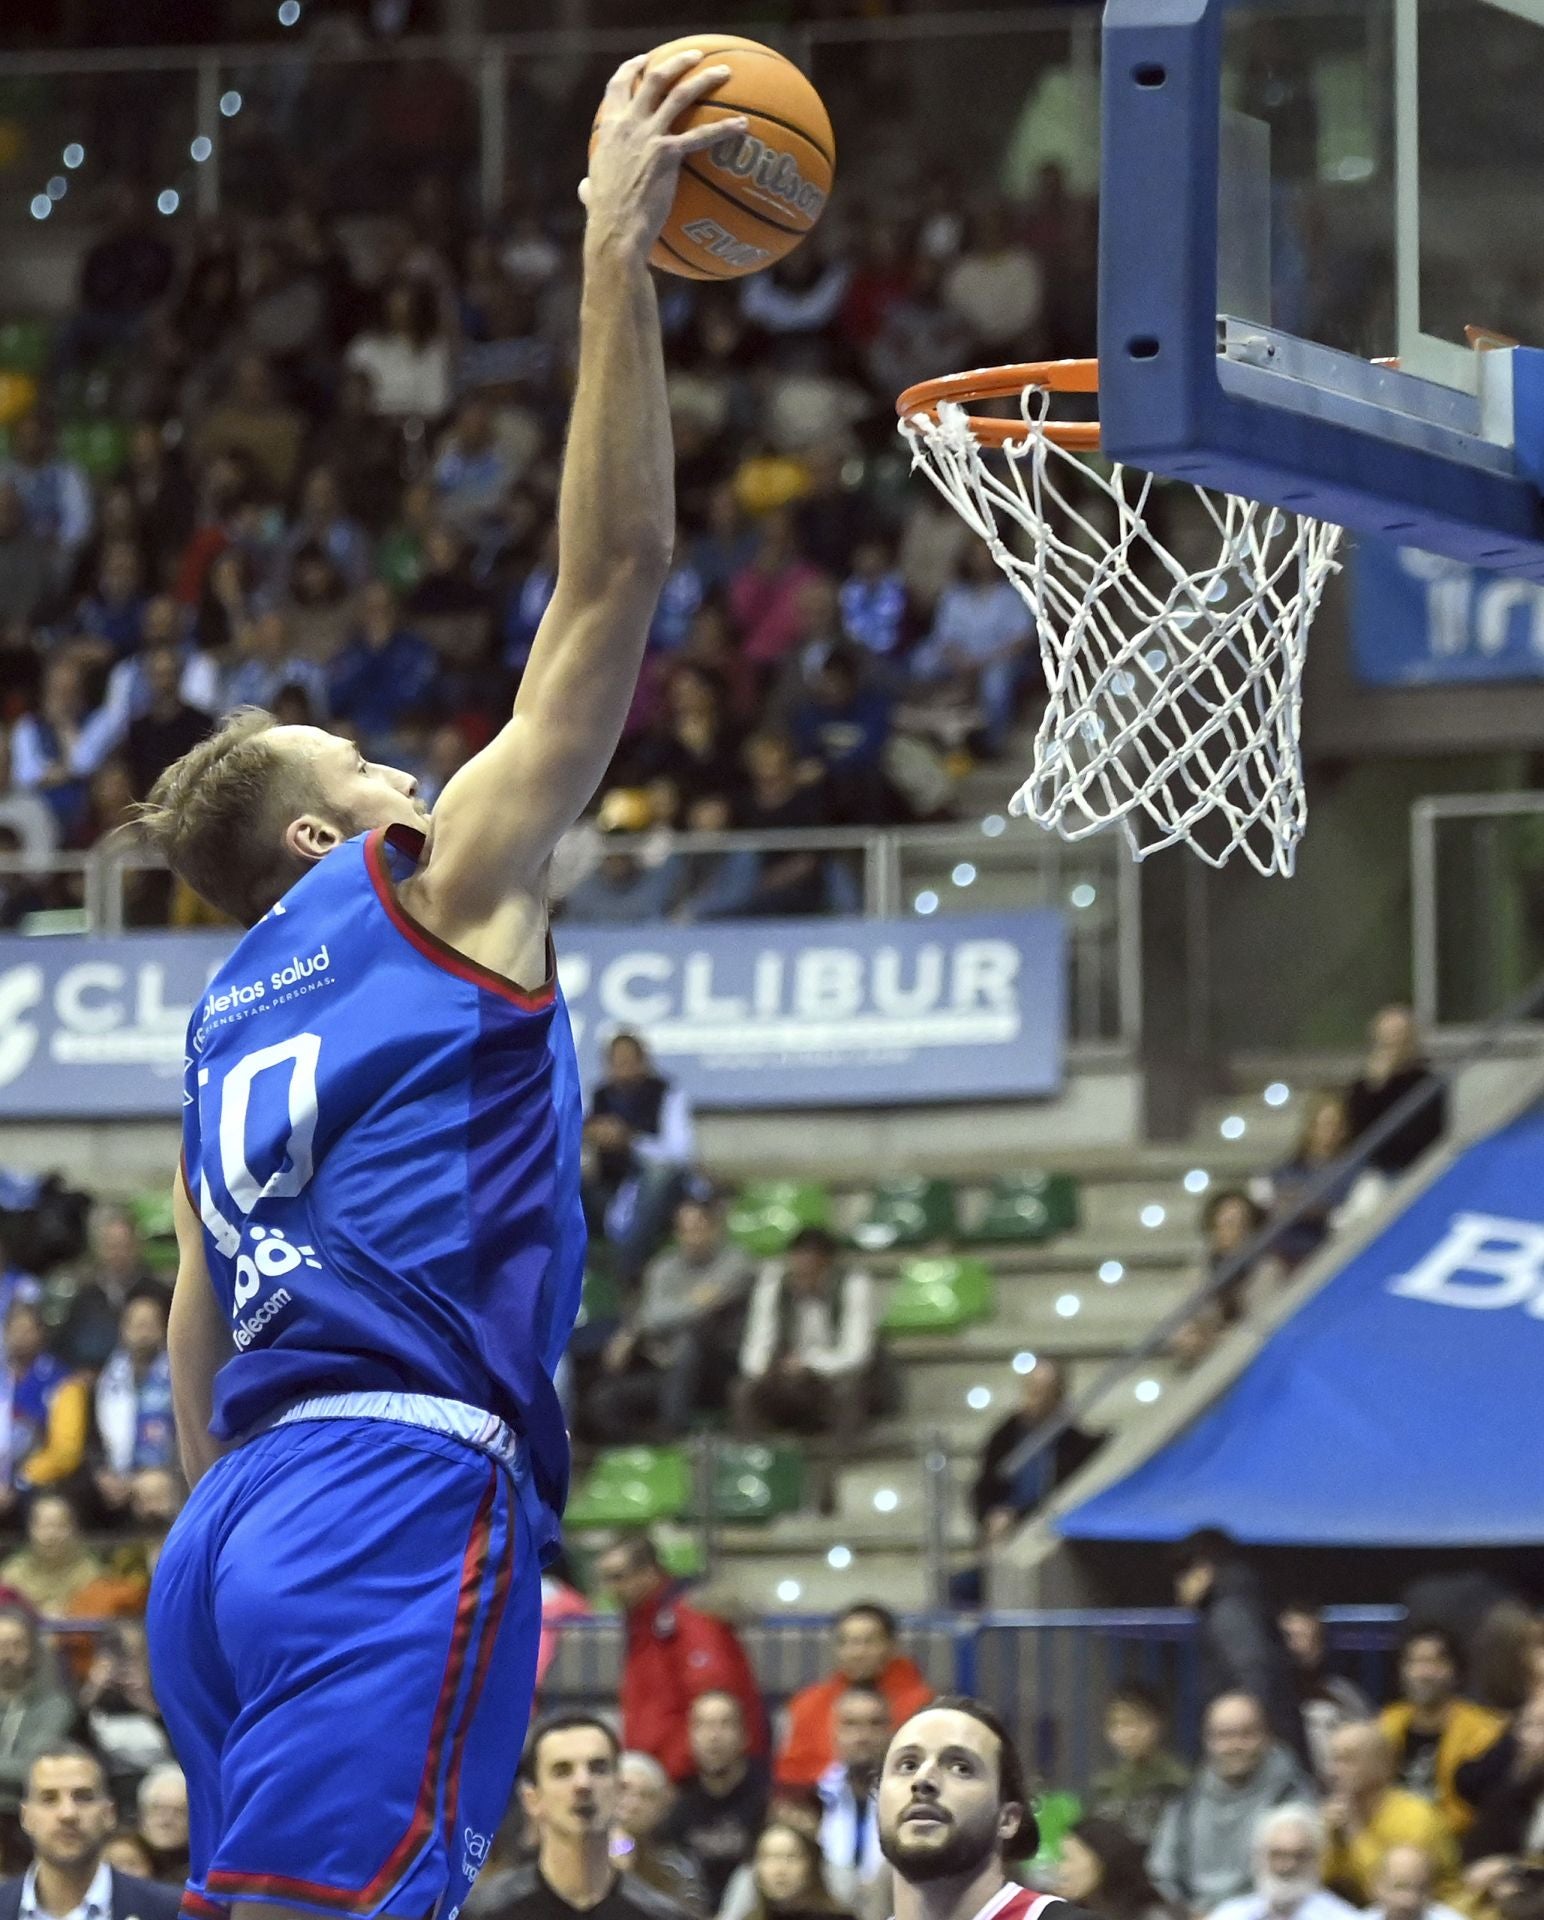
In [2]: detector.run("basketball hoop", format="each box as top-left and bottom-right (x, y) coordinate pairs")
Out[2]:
(896, 359), (1344, 877)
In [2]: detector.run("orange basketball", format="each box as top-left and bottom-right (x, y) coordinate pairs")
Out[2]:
(591, 35), (835, 281)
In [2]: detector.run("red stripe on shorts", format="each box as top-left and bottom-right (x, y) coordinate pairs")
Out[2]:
(181, 1893), (228, 1920)
(441, 1475), (519, 1846)
(207, 1461), (499, 1913)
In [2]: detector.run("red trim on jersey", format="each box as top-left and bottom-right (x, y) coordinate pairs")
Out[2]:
(206, 1464), (499, 1913)
(364, 824), (556, 1012)
(441, 1476), (519, 1845)
(995, 1891), (1062, 1920)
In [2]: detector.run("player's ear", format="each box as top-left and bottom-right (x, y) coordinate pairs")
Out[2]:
(998, 1801), (1024, 1847)
(284, 814), (345, 864)
(518, 1778), (541, 1822)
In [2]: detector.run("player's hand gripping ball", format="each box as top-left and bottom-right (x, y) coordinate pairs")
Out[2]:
(588, 35), (835, 280)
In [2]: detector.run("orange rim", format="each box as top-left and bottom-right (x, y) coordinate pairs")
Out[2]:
(896, 357), (1101, 452)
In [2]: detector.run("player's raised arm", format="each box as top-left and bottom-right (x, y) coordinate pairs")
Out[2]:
(416, 53), (747, 916)
(167, 1169), (234, 1487)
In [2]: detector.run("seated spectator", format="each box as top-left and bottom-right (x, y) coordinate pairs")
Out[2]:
(0, 414), (93, 578)
(79, 1622), (172, 1813)
(787, 649), (904, 827)
(1173, 1533), (1305, 1758)
(613, 1752), (707, 1916)
(76, 540), (149, 661)
(10, 657), (122, 842)
(1, 1301), (88, 1510)
(648, 528), (706, 656)
(134, 1762), (189, 1887)
(942, 203), (1045, 357)
(1205, 1804), (1358, 1920)
(908, 540), (1035, 757)
(729, 512), (825, 672)
(1166, 1298), (1228, 1376)
(193, 353), (307, 497)
(970, 1356), (1103, 1540)
(64, 179), (176, 365)
(1321, 1723), (1458, 1904)
(1265, 1095), (1361, 1268)
(123, 645), (212, 799)
(777, 1604), (932, 1792)
(49, 1208), (166, 1375)
(0, 1606), (77, 1818)
(585, 1194), (753, 1445)
(1367, 1846), (1469, 1920)
(581, 1031), (697, 1286)
(595, 1533), (767, 1782)
(732, 1228), (877, 1460)
(1202, 1192), (1285, 1323)
(345, 278), (453, 422)
(685, 734), (847, 922)
(1453, 1687), (1544, 1863)
(562, 792), (687, 926)
(277, 464), (371, 594)
(624, 665), (743, 809)
(0, 479), (53, 629)
(1278, 1603), (1374, 1786)
(1088, 1684), (1191, 1844)
(93, 1290), (177, 1522)
(745, 1822), (856, 1920)
(328, 582), (440, 750)
(1345, 1006), (1447, 1176)
(220, 608), (330, 718)
(1148, 1694), (1315, 1917)
(0, 1494), (101, 1615)
(839, 541), (910, 670)
(282, 542), (354, 663)
(659, 1693), (770, 1911)
(434, 398), (521, 539)
(1057, 1816), (1172, 1920)
(1380, 1626), (1504, 1837)
(816, 1689), (890, 1902)
(103, 1828), (159, 1878)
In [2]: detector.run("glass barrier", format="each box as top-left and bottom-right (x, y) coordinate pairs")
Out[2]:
(1412, 795), (1544, 1028)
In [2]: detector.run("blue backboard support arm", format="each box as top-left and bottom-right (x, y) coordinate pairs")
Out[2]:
(1097, 0), (1544, 580)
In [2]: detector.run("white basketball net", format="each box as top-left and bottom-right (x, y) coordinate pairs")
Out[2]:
(900, 384), (1344, 877)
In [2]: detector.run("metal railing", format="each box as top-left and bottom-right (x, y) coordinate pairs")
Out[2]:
(998, 957), (1544, 1510)
(1411, 791), (1544, 1032)
(541, 1604), (1404, 1787)
(0, 814), (1142, 1045)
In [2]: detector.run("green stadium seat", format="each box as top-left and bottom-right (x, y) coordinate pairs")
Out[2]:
(882, 1255), (994, 1333)
(0, 320), (51, 376)
(564, 1447), (690, 1530)
(964, 1172), (1080, 1244)
(726, 1181), (831, 1257)
(691, 1443), (805, 1523)
(58, 420), (128, 479)
(851, 1176), (958, 1251)
(573, 1261), (622, 1332)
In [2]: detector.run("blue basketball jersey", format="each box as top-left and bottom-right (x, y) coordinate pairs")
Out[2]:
(180, 823), (584, 1540)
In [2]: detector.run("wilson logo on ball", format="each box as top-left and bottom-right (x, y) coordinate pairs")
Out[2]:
(708, 132), (827, 222)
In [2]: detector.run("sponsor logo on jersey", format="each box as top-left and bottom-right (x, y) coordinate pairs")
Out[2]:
(201, 944), (334, 1022)
(230, 1224), (319, 1346)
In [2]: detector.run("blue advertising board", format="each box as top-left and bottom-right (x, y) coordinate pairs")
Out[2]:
(0, 910), (1065, 1117)
(1351, 538), (1544, 686)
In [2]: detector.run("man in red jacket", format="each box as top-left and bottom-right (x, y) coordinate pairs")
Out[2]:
(597, 1534), (768, 1782)
(777, 1602), (934, 1788)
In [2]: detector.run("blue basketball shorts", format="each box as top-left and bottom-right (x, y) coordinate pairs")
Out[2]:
(148, 1407), (541, 1920)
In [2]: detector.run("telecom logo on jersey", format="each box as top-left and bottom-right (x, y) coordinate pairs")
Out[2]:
(231, 1223), (317, 1348)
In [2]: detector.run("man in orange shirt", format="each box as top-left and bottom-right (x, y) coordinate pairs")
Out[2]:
(777, 1603), (933, 1788)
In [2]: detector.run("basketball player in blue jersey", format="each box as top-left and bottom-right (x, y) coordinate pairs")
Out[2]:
(135, 53), (749, 1920)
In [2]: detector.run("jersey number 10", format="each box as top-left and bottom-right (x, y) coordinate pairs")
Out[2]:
(196, 1032), (323, 1258)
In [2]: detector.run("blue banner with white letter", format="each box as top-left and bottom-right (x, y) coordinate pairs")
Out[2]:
(1061, 1103), (1544, 1544)
(0, 910), (1065, 1117)
(1351, 538), (1544, 685)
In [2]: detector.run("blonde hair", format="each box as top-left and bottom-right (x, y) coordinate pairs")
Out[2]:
(134, 708), (331, 926)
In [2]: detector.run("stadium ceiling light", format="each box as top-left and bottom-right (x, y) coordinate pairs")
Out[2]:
(1219, 1113), (1246, 1140)
(1012, 1349), (1037, 1372)
(826, 1545), (852, 1570)
(913, 889), (938, 915)
(1139, 1202), (1166, 1228)
(966, 1384), (992, 1410)
(776, 1578), (801, 1602)
(191, 137), (213, 163)
(62, 143), (84, 168)
(278, 0), (302, 23)
(872, 1488), (899, 1513)
(1055, 1292), (1081, 1317)
(1098, 1260), (1123, 1284)
(980, 814), (1007, 837)
(29, 196), (50, 220)
(1134, 1378), (1162, 1404)
(1183, 1168), (1210, 1194)
(219, 90), (243, 117)
(951, 862), (976, 887)
(1069, 882), (1097, 908)
(46, 177), (67, 201)
(156, 189), (180, 216)
(1264, 1081), (1290, 1106)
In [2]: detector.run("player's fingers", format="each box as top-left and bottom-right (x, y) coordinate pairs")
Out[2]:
(664, 114), (748, 157)
(652, 61), (732, 129)
(602, 53), (649, 110)
(635, 48), (704, 113)
(576, 177), (591, 208)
